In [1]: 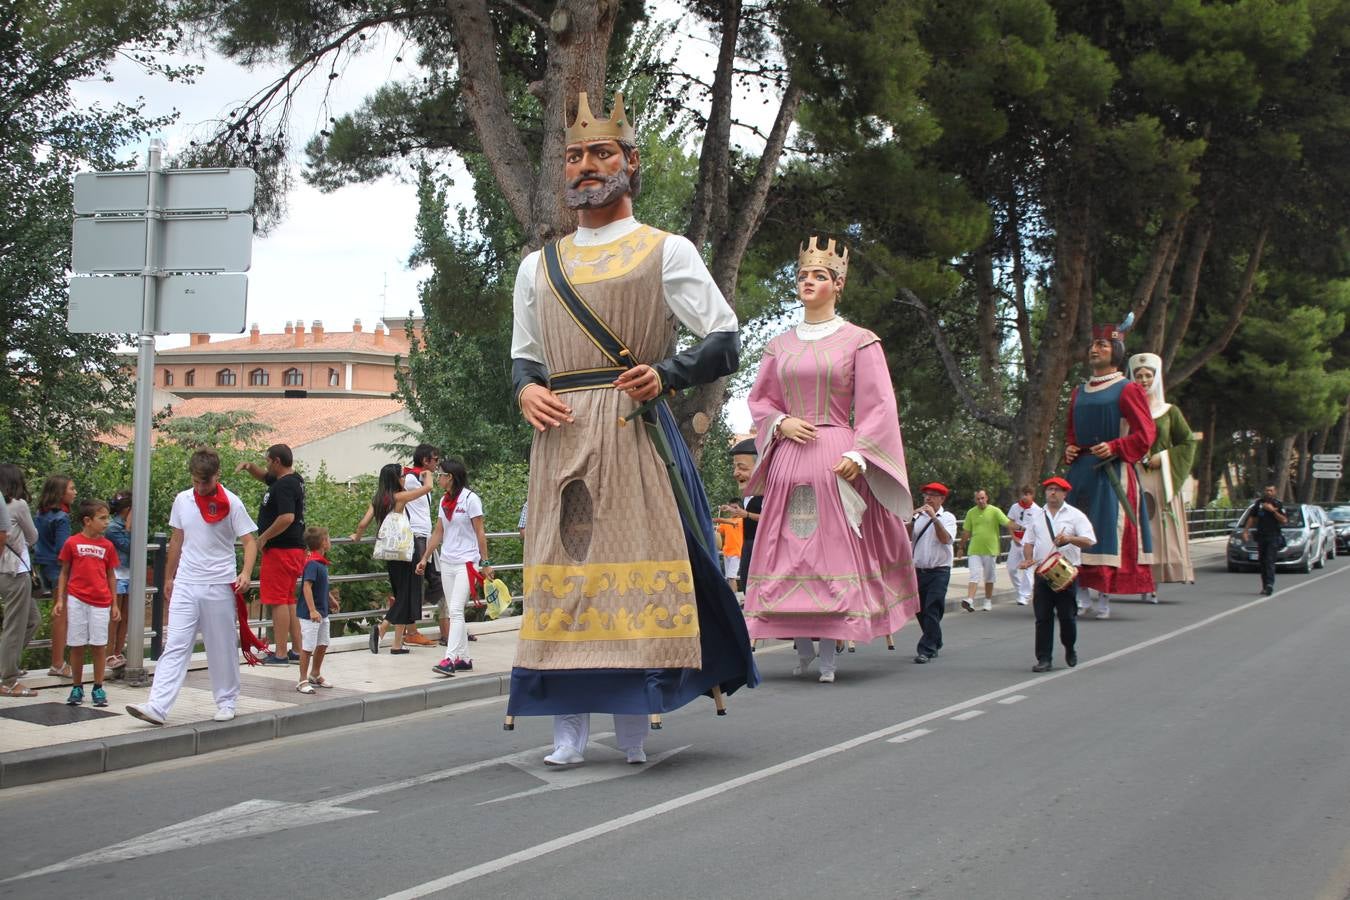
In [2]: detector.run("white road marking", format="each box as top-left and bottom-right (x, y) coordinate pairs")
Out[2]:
(997, 695), (1027, 705)
(378, 568), (1348, 899)
(6, 733), (685, 883)
(950, 710), (985, 721)
(886, 729), (933, 744)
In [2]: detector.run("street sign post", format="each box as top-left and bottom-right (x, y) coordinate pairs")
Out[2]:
(68, 144), (255, 685)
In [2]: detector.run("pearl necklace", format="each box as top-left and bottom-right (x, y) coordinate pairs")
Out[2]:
(1088, 372), (1123, 386)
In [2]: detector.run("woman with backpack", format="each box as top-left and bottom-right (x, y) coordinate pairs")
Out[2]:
(351, 463), (431, 655)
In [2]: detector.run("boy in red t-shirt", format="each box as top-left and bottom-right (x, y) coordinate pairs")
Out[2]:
(54, 499), (120, 707)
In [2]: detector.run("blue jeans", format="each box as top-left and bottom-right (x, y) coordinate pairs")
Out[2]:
(915, 567), (950, 656)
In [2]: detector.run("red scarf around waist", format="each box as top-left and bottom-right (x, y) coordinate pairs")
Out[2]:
(193, 484), (230, 523)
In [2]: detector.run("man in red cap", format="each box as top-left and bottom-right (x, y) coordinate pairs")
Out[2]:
(1019, 477), (1095, 671)
(909, 483), (956, 664)
(1063, 315), (1155, 619)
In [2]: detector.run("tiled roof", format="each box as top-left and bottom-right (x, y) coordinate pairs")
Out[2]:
(102, 396), (407, 449)
(160, 330), (410, 356)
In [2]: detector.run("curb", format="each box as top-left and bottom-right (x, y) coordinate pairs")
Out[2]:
(0, 673), (509, 789)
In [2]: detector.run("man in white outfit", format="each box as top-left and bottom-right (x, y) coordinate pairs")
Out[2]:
(1005, 485), (1040, 606)
(128, 448), (257, 725)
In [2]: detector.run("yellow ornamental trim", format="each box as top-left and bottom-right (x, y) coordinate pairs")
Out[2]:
(525, 559), (695, 600)
(520, 602), (699, 642)
(560, 226), (664, 284)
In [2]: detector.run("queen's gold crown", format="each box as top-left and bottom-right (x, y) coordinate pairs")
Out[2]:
(566, 92), (637, 145)
(798, 236), (849, 278)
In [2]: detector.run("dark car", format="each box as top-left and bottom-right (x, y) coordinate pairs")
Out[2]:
(1329, 506), (1350, 554)
(1226, 502), (1332, 575)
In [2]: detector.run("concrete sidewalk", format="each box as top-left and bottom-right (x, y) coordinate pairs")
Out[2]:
(0, 540), (1226, 787)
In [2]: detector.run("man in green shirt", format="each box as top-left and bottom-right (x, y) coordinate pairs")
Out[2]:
(961, 490), (1010, 611)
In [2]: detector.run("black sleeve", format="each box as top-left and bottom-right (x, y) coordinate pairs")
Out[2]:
(653, 330), (739, 393)
(512, 357), (550, 401)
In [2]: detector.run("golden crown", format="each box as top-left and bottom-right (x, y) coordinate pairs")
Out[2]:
(798, 236), (849, 278)
(566, 92), (637, 145)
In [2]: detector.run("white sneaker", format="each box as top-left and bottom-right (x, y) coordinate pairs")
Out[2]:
(982, 602), (992, 611)
(625, 747), (647, 765)
(1016, 598), (1029, 606)
(296, 681), (316, 695)
(818, 671), (835, 683)
(1148, 592), (1159, 604)
(126, 703), (164, 726)
(961, 599), (975, 612)
(213, 707), (236, 722)
(1094, 609), (1111, 620)
(544, 747), (585, 766)
(792, 656), (814, 677)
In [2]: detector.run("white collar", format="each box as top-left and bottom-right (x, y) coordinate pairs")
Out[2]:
(1085, 371), (1124, 391)
(795, 316), (846, 341)
(573, 216), (640, 246)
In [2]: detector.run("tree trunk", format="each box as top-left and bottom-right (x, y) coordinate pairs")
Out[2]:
(684, 0), (740, 249)
(1006, 188), (1033, 365)
(1169, 221), (1270, 387)
(974, 247), (1004, 409)
(1162, 212), (1213, 373)
(1295, 431), (1311, 501)
(1196, 402), (1217, 507)
(1131, 214), (1183, 324)
(1143, 219), (1183, 354)
(1329, 395), (1350, 503)
(1276, 434), (1296, 500)
(1004, 198), (1092, 493)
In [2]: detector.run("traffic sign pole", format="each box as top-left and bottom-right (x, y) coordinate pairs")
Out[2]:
(124, 139), (164, 686)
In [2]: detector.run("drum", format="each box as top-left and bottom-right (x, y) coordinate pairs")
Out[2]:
(1035, 552), (1077, 592)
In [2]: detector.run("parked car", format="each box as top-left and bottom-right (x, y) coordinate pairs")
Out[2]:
(1226, 502), (1333, 574)
(1329, 506), (1350, 554)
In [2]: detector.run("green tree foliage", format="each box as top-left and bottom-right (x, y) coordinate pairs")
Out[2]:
(0, 0), (191, 468)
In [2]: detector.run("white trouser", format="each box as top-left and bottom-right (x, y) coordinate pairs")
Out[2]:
(794, 637), (838, 675)
(438, 561), (472, 661)
(147, 582), (240, 718)
(553, 713), (649, 755)
(1008, 545), (1033, 602)
(1077, 584), (1108, 613)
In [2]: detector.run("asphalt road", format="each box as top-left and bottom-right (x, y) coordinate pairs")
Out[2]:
(3, 553), (1349, 900)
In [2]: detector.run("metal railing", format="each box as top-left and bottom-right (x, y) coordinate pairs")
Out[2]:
(23, 531), (524, 660)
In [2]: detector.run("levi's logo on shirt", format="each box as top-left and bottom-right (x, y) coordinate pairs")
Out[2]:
(75, 543), (108, 559)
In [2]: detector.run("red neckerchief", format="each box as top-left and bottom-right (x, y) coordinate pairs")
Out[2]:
(1018, 499), (1034, 509)
(466, 561), (485, 604)
(307, 553), (330, 566)
(402, 466), (425, 478)
(441, 490), (460, 521)
(193, 483), (230, 523)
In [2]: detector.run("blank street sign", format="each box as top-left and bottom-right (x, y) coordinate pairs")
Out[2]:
(71, 214), (254, 274)
(1312, 461), (1342, 471)
(68, 274), (247, 334)
(1312, 454), (1342, 463)
(74, 168), (256, 214)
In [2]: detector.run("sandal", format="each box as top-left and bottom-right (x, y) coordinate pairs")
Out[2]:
(107, 655), (126, 669)
(307, 676), (333, 689)
(295, 681), (315, 695)
(0, 682), (38, 698)
(47, 663), (72, 679)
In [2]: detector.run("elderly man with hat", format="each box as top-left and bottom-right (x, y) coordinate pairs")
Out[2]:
(1063, 314), (1156, 619)
(910, 482), (957, 664)
(1019, 477), (1096, 671)
(507, 89), (757, 766)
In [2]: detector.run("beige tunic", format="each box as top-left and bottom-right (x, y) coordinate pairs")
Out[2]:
(514, 225), (701, 670)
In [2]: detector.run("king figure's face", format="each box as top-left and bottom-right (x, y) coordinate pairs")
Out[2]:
(564, 140), (635, 210)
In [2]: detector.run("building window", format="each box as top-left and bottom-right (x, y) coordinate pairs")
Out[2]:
(328, 367), (340, 387)
(217, 368), (237, 386)
(249, 368), (269, 386)
(284, 368), (303, 386)
(163, 369), (173, 386)
(184, 369), (195, 386)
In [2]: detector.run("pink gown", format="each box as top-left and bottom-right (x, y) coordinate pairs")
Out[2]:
(742, 322), (920, 642)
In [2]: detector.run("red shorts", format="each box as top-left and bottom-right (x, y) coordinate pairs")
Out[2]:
(259, 547), (307, 606)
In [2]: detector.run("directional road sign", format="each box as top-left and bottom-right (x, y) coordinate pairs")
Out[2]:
(71, 213), (254, 274)
(68, 274), (247, 334)
(1312, 454), (1342, 463)
(74, 168), (256, 214)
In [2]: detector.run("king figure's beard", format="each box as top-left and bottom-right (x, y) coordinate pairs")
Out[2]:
(564, 169), (631, 210)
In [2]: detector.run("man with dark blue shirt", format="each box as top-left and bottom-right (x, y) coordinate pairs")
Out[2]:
(1242, 483), (1287, 596)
